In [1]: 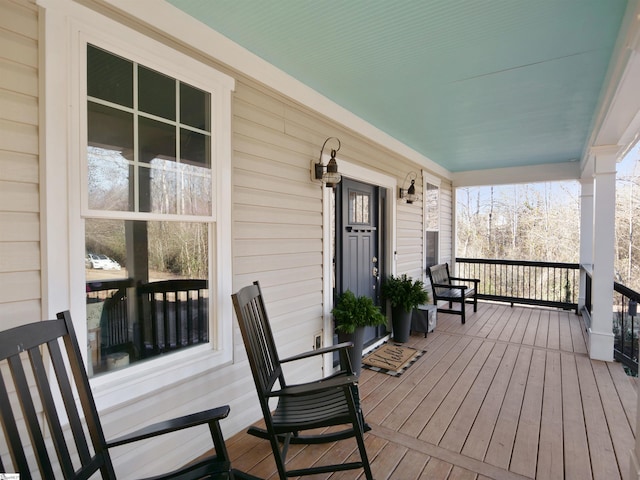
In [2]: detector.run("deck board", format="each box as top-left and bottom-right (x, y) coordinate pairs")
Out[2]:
(225, 302), (637, 480)
(521, 308), (540, 346)
(482, 347), (532, 466)
(575, 355), (621, 480)
(400, 338), (483, 438)
(547, 310), (560, 350)
(419, 341), (494, 444)
(438, 342), (508, 453)
(561, 352), (593, 479)
(509, 348), (545, 478)
(536, 351), (563, 480)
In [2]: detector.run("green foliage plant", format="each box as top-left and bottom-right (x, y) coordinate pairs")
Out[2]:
(381, 274), (429, 312)
(332, 290), (386, 334)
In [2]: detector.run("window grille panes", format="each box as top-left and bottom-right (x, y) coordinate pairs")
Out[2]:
(349, 191), (370, 224)
(87, 46), (132, 107)
(85, 44), (215, 377)
(181, 129), (210, 168)
(180, 83), (210, 131)
(87, 103), (134, 211)
(138, 65), (176, 121)
(86, 44), (212, 217)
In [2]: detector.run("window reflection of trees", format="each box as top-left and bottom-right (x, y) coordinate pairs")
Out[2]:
(87, 148), (211, 216)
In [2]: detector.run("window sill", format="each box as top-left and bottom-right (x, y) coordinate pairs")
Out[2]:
(90, 343), (231, 411)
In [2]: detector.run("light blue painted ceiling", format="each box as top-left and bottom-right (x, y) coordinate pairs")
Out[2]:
(167, 0), (627, 172)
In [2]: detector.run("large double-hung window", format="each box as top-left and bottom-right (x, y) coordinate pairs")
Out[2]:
(39, 0), (233, 411)
(77, 29), (233, 379)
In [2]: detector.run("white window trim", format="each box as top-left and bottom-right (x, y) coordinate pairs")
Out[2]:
(39, 0), (234, 407)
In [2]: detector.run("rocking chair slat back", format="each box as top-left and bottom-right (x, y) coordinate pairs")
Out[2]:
(0, 315), (116, 479)
(232, 282), (283, 396)
(0, 312), (254, 480)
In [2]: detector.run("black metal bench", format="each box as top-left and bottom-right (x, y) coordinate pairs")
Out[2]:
(428, 263), (479, 324)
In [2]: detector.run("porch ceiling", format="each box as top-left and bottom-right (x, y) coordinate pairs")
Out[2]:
(167, 0), (628, 173)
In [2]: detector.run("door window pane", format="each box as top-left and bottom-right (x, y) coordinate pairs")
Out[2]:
(349, 191), (370, 224)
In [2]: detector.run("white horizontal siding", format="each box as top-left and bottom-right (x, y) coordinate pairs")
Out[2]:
(0, 0), (38, 40)
(0, 271), (40, 304)
(0, 300), (41, 329)
(397, 199), (426, 280)
(0, 150), (38, 183)
(0, 0), (40, 319)
(0, 28), (38, 68)
(0, 118), (38, 155)
(0, 242), (40, 271)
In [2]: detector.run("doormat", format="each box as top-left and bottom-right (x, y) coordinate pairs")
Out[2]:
(362, 343), (425, 377)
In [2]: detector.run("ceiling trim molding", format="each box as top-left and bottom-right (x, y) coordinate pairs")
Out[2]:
(97, 0), (452, 180)
(452, 161), (580, 188)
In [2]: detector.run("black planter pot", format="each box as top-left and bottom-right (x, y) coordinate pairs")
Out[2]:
(391, 306), (413, 343)
(337, 327), (365, 376)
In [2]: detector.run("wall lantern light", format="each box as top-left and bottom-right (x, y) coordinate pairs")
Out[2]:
(399, 171), (418, 204)
(313, 137), (342, 188)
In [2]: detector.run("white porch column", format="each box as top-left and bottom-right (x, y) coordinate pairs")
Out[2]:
(588, 146), (618, 361)
(578, 179), (594, 311)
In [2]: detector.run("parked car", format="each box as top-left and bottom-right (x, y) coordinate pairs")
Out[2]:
(101, 255), (121, 270)
(86, 253), (107, 269)
(86, 253), (121, 270)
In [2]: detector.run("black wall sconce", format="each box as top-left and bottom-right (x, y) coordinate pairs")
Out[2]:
(399, 171), (418, 204)
(314, 137), (342, 188)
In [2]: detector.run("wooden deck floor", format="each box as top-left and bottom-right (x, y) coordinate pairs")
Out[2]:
(226, 302), (637, 480)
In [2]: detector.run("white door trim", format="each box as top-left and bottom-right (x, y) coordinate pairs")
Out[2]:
(320, 159), (397, 374)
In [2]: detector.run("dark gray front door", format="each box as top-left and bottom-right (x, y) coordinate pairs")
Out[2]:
(336, 178), (385, 347)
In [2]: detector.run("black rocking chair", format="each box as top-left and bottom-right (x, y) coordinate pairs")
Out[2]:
(0, 310), (255, 479)
(231, 281), (373, 479)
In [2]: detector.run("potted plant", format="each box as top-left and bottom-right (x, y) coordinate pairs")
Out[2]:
(332, 290), (387, 376)
(381, 274), (429, 342)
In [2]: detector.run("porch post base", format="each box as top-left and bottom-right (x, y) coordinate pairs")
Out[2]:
(630, 449), (640, 480)
(587, 328), (614, 362)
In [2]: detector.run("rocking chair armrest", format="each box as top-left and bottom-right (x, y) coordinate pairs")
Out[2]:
(107, 405), (230, 448)
(280, 342), (354, 363)
(268, 374), (359, 397)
